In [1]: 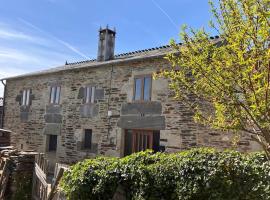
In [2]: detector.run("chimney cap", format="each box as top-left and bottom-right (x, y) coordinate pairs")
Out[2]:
(99, 25), (116, 35)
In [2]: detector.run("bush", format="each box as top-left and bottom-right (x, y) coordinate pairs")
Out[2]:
(60, 148), (270, 200)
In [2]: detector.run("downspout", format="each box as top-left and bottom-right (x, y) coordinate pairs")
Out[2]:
(1, 80), (6, 128)
(107, 65), (113, 141)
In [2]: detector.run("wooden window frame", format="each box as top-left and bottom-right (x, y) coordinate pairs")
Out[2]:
(49, 86), (61, 105)
(133, 74), (152, 102)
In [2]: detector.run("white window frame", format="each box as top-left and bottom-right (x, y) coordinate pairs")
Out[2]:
(21, 89), (31, 106)
(85, 86), (95, 104)
(50, 86), (61, 104)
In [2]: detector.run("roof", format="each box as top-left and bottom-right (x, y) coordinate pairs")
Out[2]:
(1, 36), (221, 81)
(1, 44), (175, 81)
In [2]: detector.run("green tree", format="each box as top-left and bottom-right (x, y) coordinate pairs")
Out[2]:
(156, 0), (270, 157)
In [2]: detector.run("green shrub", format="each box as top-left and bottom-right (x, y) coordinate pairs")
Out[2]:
(60, 148), (270, 200)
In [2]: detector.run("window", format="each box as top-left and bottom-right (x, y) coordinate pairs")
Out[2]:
(124, 130), (160, 156)
(84, 129), (92, 149)
(50, 86), (61, 104)
(48, 135), (57, 152)
(134, 75), (152, 101)
(21, 89), (31, 106)
(84, 86), (95, 104)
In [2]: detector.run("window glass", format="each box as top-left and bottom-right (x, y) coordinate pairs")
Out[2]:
(143, 77), (151, 101)
(91, 86), (95, 103)
(26, 89), (30, 106)
(55, 86), (61, 104)
(21, 89), (31, 106)
(22, 90), (27, 106)
(85, 87), (91, 103)
(134, 78), (142, 100)
(50, 86), (61, 104)
(48, 135), (57, 152)
(84, 129), (92, 149)
(84, 86), (95, 104)
(50, 87), (56, 104)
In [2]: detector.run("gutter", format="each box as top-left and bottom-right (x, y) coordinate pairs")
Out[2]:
(1, 80), (6, 128)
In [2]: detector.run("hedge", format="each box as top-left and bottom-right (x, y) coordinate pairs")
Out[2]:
(60, 148), (270, 200)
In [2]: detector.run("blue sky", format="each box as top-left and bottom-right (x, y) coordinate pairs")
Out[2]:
(0, 0), (217, 96)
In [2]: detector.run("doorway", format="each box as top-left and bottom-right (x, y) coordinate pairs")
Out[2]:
(124, 129), (160, 156)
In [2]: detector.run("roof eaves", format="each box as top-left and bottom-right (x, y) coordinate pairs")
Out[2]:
(0, 50), (171, 81)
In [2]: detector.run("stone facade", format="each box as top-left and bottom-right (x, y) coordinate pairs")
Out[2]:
(1, 27), (262, 165)
(2, 55), (261, 165)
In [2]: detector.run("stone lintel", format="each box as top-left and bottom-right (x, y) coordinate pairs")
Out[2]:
(117, 116), (165, 130)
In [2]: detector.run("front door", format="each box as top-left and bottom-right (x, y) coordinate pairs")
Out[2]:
(124, 129), (160, 156)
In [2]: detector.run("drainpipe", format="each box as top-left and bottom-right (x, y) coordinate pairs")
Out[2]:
(1, 80), (6, 129)
(107, 65), (113, 141)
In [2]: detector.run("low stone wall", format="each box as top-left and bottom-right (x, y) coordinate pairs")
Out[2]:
(0, 147), (36, 200)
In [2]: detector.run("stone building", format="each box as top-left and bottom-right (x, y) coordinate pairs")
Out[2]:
(0, 27), (261, 166)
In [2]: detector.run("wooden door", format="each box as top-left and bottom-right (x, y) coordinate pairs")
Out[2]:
(132, 130), (153, 153)
(124, 130), (154, 156)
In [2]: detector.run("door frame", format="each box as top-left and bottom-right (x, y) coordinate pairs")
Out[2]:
(123, 129), (157, 156)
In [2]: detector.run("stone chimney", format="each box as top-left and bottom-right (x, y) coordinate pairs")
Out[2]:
(97, 26), (116, 61)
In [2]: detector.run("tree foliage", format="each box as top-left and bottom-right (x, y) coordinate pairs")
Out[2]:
(60, 148), (270, 200)
(156, 0), (270, 156)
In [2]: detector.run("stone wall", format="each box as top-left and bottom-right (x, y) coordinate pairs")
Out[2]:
(3, 57), (261, 164)
(0, 148), (36, 200)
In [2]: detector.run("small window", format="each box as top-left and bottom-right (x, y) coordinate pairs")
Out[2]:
(84, 129), (92, 149)
(84, 86), (95, 104)
(134, 75), (152, 101)
(50, 86), (61, 104)
(21, 89), (31, 106)
(48, 135), (57, 152)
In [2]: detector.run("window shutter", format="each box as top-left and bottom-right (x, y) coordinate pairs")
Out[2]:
(78, 87), (85, 99)
(30, 90), (35, 106)
(16, 92), (23, 106)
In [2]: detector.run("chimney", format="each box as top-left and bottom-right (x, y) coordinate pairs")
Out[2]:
(97, 26), (116, 61)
